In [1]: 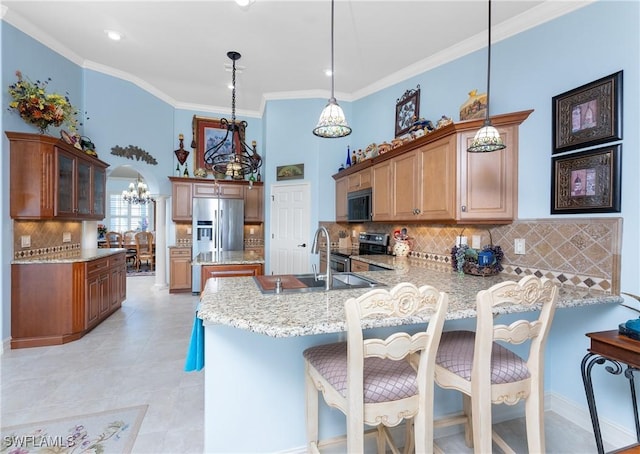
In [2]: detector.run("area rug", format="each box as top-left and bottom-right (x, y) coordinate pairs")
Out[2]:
(126, 270), (155, 277)
(0, 405), (147, 453)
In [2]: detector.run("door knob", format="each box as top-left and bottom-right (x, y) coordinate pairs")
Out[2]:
(297, 243), (307, 247)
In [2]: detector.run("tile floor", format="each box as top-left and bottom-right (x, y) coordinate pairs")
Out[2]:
(1, 276), (607, 453)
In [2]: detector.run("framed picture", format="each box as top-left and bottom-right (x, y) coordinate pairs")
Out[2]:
(192, 115), (241, 174)
(395, 85), (420, 137)
(276, 164), (304, 181)
(552, 71), (623, 154)
(551, 144), (621, 214)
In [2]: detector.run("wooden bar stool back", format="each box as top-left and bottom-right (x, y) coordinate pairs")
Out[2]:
(434, 275), (559, 453)
(303, 282), (449, 453)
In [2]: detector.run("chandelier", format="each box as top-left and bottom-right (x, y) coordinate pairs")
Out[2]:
(201, 51), (262, 179)
(122, 174), (153, 204)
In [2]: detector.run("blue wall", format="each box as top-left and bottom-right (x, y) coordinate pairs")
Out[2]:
(2, 0), (640, 439)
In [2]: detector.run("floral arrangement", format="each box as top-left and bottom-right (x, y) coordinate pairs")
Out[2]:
(7, 70), (79, 134)
(97, 224), (107, 237)
(451, 244), (504, 276)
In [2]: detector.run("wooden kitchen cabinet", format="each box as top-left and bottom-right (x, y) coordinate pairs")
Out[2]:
(350, 259), (369, 272)
(11, 251), (126, 349)
(244, 184), (264, 222)
(200, 263), (263, 293)
(7, 131), (109, 220)
(371, 160), (393, 221)
(172, 180), (193, 221)
(335, 176), (348, 221)
(347, 168), (372, 191)
(334, 110), (531, 224)
(169, 177), (262, 222)
(169, 247), (192, 293)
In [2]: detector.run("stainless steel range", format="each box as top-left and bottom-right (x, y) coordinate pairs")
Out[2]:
(328, 232), (390, 272)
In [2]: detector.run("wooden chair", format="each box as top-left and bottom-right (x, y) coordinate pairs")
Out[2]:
(434, 275), (559, 453)
(122, 230), (138, 267)
(134, 231), (154, 271)
(303, 282), (449, 453)
(105, 231), (122, 248)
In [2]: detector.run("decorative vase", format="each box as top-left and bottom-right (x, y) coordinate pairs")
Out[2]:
(393, 240), (411, 257)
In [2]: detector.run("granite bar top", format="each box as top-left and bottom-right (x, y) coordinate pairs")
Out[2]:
(193, 250), (264, 265)
(198, 257), (622, 338)
(12, 248), (126, 264)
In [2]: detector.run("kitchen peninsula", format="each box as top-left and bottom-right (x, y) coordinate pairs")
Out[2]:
(198, 259), (622, 452)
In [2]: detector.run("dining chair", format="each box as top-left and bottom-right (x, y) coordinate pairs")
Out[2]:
(122, 230), (138, 267)
(434, 275), (559, 453)
(134, 231), (154, 271)
(105, 231), (123, 248)
(303, 282), (449, 453)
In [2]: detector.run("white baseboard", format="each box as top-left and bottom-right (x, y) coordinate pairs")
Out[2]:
(277, 392), (637, 453)
(547, 391), (636, 449)
(0, 337), (9, 355)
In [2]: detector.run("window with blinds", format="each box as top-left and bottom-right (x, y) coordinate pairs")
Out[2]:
(108, 193), (153, 232)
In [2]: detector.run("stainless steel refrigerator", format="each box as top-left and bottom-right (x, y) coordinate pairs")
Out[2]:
(192, 197), (244, 293)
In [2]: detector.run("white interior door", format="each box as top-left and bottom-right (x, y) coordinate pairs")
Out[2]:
(269, 183), (311, 275)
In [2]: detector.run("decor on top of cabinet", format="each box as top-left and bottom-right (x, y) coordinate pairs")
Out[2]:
(395, 85), (420, 138)
(451, 229), (503, 276)
(174, 133), (190, 165)
(459, 89), (487, 121)
(111, 145), (158, 165)
(7, 70), (79, 134)
(194, 167), (207, 178)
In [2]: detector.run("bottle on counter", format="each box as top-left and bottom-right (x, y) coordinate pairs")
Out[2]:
(346, 145), (351, 167)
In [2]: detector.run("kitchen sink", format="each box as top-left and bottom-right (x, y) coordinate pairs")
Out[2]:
(254, 272), (386, 294)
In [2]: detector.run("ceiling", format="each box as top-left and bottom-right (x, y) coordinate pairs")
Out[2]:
(2, 1), (591, 117)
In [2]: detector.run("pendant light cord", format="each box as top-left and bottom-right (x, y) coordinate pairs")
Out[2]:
(485, 0), (492, 125)
(330, 0), (335, 99)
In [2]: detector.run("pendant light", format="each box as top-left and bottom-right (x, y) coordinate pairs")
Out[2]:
(201, 51), (262, 179)
(313, 0), (352, 138)
(468, 0), (505, 153)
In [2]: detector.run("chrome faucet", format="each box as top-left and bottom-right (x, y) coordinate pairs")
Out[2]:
(311, 226), (332, 291)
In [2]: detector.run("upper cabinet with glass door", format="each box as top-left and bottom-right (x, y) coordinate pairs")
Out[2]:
(6, 131), (109, 220)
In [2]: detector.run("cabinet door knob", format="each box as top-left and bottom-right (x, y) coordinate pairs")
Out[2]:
(413, 208), (421, 215)
(297, 243), (307, 248)
(461, 205), (467, 212)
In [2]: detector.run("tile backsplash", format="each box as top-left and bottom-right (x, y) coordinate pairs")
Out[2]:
(13, 220), (82, 258)
(321, 218), (622, 294)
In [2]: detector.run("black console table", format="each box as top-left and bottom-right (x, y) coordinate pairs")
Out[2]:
(581, 330), (640, 454)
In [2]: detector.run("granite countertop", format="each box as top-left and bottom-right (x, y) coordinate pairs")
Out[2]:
(198, 257), (622, 338)
(193, 250), (265, 265)
(12, 248), (126, 264)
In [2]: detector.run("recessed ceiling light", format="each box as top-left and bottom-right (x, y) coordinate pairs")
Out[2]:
(104, 30), (123, 41)
(235, 0), (255, 7)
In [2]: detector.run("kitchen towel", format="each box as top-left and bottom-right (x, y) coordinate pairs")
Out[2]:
(184, 308), (204, 372)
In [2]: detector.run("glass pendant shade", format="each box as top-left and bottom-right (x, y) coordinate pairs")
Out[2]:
(313, 0), (352, 139)
(313, 97), (352, 138)
(467, 123), (506, 153)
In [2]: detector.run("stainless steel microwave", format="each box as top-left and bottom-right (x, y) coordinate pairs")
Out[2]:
(347, 188), (372, 222)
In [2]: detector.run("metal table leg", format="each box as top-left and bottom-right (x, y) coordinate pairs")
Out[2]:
(582, 352), (640, 454)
